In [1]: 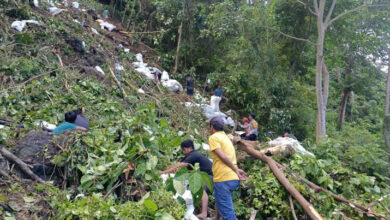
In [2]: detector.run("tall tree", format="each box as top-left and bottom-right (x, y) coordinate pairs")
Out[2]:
(295, 0), (389, 143)
(385, 48), (390, 179)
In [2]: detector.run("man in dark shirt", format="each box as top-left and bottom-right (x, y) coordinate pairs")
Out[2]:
(159, 140), (212, 219)
(186, 74), (195, 97)
(72, 107), (89, 131)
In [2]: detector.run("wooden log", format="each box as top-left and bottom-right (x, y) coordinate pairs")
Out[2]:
(0, 146), (45, 184)
(231, 137), (325, 220)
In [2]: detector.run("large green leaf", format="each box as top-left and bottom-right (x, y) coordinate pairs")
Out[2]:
(201, 172), (213, 192)
(188, 172), (202, 195)
(144, 199), (158, 212)
(173, 179), (185, 195)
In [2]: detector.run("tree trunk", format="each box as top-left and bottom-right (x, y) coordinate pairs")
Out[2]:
(338, 88), (351, 130)
(385, 48), (390, 183)
(173, 21), (183, 74)
(315, 12), (327, 143)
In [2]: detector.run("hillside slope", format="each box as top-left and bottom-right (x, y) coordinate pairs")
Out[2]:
(0, 1), (389, 220)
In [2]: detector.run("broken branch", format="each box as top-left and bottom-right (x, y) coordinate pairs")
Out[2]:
(231, 137), (324, 220)
(109, 67), (127, 98)
(289, 195), (298, 220)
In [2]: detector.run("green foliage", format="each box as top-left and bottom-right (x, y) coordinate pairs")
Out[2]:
(52, 188), (185, 219)
(167, 166), (213, 207)
(5, 6), (31, 19)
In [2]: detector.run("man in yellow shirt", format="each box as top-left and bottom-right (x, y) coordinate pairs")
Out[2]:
(207, 116), (247, 220)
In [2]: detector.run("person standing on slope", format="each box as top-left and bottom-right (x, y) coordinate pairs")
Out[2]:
(207, 116), (247, 220)
(186, 74), (195, 97)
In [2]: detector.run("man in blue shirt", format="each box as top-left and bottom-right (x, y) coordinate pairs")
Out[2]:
(53, 111), (87, 135)
(214, 85), (223, 97)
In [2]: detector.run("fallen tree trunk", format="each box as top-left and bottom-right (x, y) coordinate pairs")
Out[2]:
(288, 170), (388, 220)
(231, 136), (389, 219)
(230, 137), (324, 220)
(0, 146), (45, 184)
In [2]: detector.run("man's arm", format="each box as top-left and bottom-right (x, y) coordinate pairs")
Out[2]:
(239, 123), (249, 128)
(159, 162), (188, 174)
(213, 148), (247, 180)
(75, 126), (87, 131)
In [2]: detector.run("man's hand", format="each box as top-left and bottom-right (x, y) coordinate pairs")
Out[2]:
(158, 170), (165, 175)
(235, 168), (248, 181)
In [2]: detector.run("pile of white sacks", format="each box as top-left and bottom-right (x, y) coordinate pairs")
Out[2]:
(184, 94), (235, 127)
(133, 53), (234, 127)
(132, 53), (183, 92)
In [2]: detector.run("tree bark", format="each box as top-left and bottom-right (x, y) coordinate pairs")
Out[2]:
(385, 48), (390, 183)
(0, 146), (45, 183)
(315, 0), (327, 144)
(173, 21), (183, 74)
(338, 88), (351, 130)
(231, 137), (324, 220)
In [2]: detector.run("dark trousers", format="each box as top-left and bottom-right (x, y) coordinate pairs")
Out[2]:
(244, 134), (257, 141)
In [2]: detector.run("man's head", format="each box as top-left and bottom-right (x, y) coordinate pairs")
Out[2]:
(65, 111), (77, 123)
(181, 140), (194, 155)
(207, 116), (224, 134)
(217, 84), (221, 89)
(186, 74), (190, 79)
(248, 113), (255, 121)
(283, 130), (290, 137)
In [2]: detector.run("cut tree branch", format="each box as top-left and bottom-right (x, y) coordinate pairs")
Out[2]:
(284, 166), (388, 219)
(327, 4), (390, 27)
(0, 146), (45, 183)
(289, 195), (298, 220)
(261, 26), (317, 46)
(249, 210), (259, 220)
(108, 67), (127, 98)
(231, 137), (324, 220)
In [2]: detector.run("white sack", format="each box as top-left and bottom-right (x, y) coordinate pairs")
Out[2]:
(96, 19), (115, 31)
(161, 71), (170, 81)
(72, 1), (79, 8)
(11, 20), (40, 32)
(268, 137), (314, 157)
(210, 95), (221, 112)
(226, 117), (235, 127)
(135, 67), (154, 81)
(136, 53), (143, 63)
(162, 80), (183, 92)
(95, 66), (105, 76)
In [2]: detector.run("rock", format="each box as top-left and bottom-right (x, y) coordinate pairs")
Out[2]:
(10, 131), (66, 181)
(66, 37), (85, 53)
